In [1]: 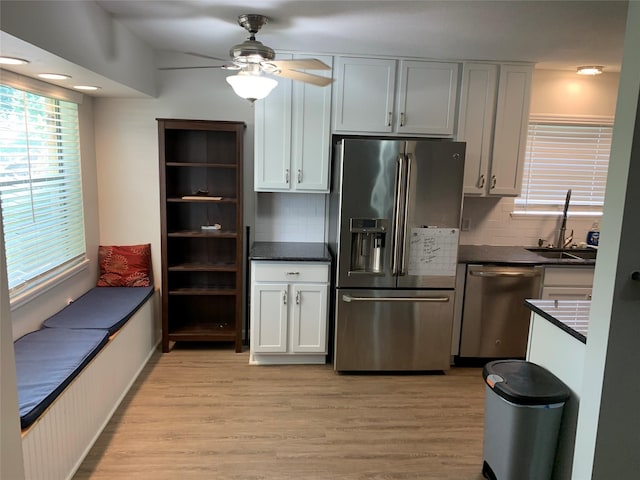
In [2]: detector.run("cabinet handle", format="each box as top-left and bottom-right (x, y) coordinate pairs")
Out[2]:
(286, 271), (300, 276)
(295, 291), (300, 305)
(343, 295), (449, 303)
(387, 112), (392, 127)
(283, 290), (287, 305)
(297, 169), (302, 184)
(470, 270), (542, 278)
(285, 168), (289, 184)
(400, 112), (405, 127)
(491, 175), (497, 189)
(478, 174), (485, 188)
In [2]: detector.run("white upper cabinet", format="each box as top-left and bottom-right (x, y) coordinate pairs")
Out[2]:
(333, 56), (459, 136)
(254, 54), (333, 193)
(333, 57), (396, 132)
(457, 62), (533, 196)
(395, 60), (459, 135)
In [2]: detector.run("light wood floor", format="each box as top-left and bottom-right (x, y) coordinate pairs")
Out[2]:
(74, 344), (486, 480)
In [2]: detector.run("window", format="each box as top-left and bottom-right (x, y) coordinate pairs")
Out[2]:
(514, 115), (613, 215)
(0, 83), (86, 302)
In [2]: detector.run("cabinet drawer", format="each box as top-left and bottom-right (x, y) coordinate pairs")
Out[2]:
(544, 266), (595, 287)
(541, 286), (592, 300)
(252, 262), (329, 283)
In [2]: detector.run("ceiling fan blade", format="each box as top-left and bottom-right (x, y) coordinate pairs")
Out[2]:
(270, 58), (331, 71)
(273, 69), (333, 86)
(185, 52), (229, 62)
(158, 65), (225, 70)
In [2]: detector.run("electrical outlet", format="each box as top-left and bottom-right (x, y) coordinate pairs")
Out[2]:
(462, 218), (471, 231)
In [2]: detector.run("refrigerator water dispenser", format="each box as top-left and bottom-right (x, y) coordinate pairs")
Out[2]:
(349, 218), (387, 274)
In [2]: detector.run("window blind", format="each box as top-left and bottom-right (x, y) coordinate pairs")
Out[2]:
(0, 83), (86, 299)
(515, 115), (613, 213)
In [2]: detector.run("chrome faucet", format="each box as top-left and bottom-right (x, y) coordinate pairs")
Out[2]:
(557, 189), (572, 248)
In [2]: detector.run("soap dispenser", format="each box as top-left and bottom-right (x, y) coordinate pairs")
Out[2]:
(586, 221), (600, 246)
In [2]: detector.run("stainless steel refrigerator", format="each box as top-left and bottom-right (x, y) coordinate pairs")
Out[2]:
(328, 138), (465, 371)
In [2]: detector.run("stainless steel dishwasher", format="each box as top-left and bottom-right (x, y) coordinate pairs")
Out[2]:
(459, 264), (543, 358)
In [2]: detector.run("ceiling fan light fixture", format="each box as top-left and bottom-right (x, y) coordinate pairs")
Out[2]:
(577, 65), (604, 75)
(226, 72), (277, 103)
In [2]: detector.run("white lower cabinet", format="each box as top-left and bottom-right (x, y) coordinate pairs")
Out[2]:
(250, 261), (329, 364)
(542, 266), (595, 300)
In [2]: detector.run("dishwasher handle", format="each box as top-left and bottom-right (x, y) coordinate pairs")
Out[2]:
(469, 270), (542, 278)
(342, 294), (449, 303)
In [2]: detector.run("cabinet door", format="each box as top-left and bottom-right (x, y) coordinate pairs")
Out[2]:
(457, 63), (499, 195)
(291, 55), (333, 192)
(291, 283), (328, 353)
(395, 61), (459, 136)
(333, 57), (396, 133)
(251, 283), (288, 353)
(254, 54), (293, 191)
(490, 64), (533, 196)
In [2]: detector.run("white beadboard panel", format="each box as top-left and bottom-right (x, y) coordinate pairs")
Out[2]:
(254, 192), (327, 242)
(460, 196), (600, 247)
(21, 293), (159, 480)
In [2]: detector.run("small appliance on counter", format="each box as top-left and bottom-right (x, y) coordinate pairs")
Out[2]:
(328, 138), (466, 372)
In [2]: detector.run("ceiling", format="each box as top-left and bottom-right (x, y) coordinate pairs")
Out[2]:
(0, 1), (630, 97)
(97, 0), (628, 70)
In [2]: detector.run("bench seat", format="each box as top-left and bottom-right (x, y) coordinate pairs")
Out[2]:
(15, 328), (110, 429)
(42, 286), (154, 334)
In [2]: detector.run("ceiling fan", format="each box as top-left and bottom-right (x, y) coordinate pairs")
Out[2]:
(160, 14), (333, 102)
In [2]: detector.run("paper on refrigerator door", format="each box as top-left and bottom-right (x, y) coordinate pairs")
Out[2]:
(407, 228), (459, 276)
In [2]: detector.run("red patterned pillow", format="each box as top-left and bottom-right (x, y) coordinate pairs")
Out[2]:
(97, 244), (152, 287)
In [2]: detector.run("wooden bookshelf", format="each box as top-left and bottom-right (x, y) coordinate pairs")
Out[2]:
(158, 119), (245, 352)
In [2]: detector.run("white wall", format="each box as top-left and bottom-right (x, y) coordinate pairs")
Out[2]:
(0, 211), (25, 480)
(459, 69), (620, 247)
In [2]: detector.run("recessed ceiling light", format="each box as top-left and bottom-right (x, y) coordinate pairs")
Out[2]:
(577, 66), (604, 76)
(73, 85), (101, 91)
(38, 73), (71, 80)
(0, 56), (30, 65)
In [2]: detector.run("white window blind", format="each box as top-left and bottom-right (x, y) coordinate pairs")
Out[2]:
(0, 83), (86, 300)
(515, 115), (613, 214)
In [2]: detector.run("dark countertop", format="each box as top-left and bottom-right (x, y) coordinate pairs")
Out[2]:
(525, 299), (590, 343)
(459, 244), (596, 266)
(250, 242), (332, 262)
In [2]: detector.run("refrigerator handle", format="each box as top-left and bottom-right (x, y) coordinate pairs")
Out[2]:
(392, 155), (405, 276)
(399, 153), (413, 275)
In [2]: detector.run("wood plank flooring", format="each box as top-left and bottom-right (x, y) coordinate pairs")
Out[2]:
(74, 345), (486, 480)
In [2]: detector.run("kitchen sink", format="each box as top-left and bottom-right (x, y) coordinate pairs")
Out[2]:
(526, 247), (597, 261)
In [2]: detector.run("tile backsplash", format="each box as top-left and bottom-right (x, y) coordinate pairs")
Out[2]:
(254, 192), (326, 242)
(254, 192), (600, 248)
(459, 196), (600, 247)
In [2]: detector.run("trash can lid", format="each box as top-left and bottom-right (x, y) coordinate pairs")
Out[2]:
(483, 360), (570, 406)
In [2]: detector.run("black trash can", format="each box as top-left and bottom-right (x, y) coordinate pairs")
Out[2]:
(482, 360), (570, 480)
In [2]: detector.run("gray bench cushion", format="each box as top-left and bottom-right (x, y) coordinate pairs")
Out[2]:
(15, 328), (109, 429)
(42, 286), (153, 335)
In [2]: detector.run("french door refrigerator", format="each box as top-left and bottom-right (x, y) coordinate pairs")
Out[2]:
(329, 138), (465, 371)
